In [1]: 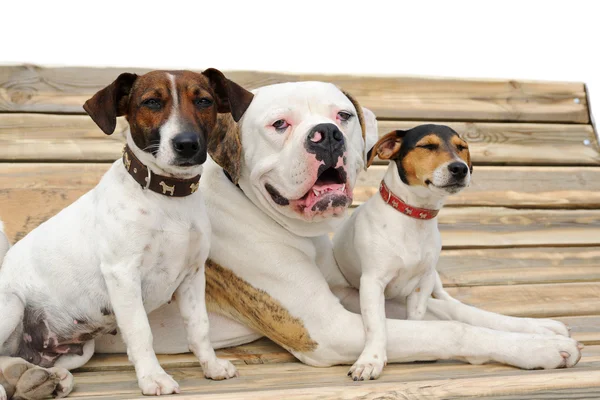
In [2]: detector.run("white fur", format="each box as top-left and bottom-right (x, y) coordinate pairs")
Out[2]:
(97, 82), (581, 378)
(334, 158), (576, 380)
(0, 73), (235, 398)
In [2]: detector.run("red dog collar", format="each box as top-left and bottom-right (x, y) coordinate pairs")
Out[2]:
(379, 180), (439, 220)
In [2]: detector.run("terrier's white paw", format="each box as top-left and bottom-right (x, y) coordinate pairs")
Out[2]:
(202, 358), (238, 380)
(138, 372), (180, 396)
(348, 353), (386, 381)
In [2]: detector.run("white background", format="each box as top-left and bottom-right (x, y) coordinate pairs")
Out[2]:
(2, 0), (599, 120)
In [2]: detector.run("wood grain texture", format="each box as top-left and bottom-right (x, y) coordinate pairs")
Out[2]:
(438, 247), (600, 287)
(0, 65), (589, 122)
(355, 165), (600, 208)
(376, 120), (600, 165)
(438, 207), (600, 249)
(0, 113), (127, 161)
(64, 350), (600, 399)
(446, 282), (600, 318)
(1, 114), (598, 164)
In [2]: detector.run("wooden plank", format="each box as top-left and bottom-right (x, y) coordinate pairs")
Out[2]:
(438, 207), (600, 249)
(447, 282), (600, 318)
(356, 166), (600, 208)
(377, 120), (600, 166)
(65, 350), (600, 399)
(559, 316), (600, 346)
(439, 247), (600, 287)
(1, 114), (598, 165)
(1, 165), (600, 247)
(0, 65), (589, 122)
(0, 113), (127, 161)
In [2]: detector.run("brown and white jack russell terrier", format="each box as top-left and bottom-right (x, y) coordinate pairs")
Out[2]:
(0, 68), (253, 399)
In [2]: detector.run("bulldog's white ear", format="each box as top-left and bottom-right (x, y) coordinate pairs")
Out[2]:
(341, 90), (379, 171)
(361, 107), (378, 170)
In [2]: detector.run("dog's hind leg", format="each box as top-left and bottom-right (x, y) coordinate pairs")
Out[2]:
(426, 271), (571, 337)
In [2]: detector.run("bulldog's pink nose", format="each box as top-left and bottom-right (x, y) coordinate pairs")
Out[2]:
(310, 131), (323, 142)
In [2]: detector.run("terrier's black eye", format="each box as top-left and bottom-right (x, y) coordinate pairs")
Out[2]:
(194, 98), (213, 108)
(418, 144), (439, 151)
(457, 144), (468, 151)
(142, 98), (161, 110)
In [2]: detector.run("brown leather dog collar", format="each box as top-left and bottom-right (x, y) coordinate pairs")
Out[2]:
(379, 180), (439, 220)
(122, 145), (200, 197)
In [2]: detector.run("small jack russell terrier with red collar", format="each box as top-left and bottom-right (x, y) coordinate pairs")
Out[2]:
(334, 124), (473, 380)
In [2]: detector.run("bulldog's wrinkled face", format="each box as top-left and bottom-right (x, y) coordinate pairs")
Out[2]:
(238, 82), (372, 224)
(370, 124), (472, 196)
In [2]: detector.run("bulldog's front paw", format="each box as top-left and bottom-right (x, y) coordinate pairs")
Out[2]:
(510, 336), (583, 370)
(138, 372), (180, 396)
(202, 358), (238, 380)
(348, 354), (386, 381)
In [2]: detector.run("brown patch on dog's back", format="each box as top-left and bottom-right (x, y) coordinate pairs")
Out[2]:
(205, 259), (318, 353)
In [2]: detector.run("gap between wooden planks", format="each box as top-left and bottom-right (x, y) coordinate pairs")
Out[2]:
(0, 66), (589, 122)
(1, 114), (597, 165)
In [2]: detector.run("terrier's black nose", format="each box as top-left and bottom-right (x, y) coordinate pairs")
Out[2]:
(172, 132), (200, 158)
(448, 162), (469, 179)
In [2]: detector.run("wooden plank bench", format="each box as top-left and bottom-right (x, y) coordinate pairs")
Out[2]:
(1, 65), (599, 398)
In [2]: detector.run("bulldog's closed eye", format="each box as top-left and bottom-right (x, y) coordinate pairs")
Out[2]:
(142, 98), (162, 110)
(337, 111), (353, 122)
(272, 119), (290, 132)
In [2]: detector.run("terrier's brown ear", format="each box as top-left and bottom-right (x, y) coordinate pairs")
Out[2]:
(202, 68), (254, 122)
(208, 114), (243, 184)
(341, 90), (378, 170)
(366, 130), (405, 167)
(83, 73), (138, 135)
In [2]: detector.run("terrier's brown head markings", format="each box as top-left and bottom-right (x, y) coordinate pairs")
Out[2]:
(368, 124), (472, 194)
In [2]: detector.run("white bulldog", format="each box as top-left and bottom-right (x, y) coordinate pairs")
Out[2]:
(97, 81), (582, 373)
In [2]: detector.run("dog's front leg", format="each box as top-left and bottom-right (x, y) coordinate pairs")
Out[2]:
(348, 274), (388, 381)
(406, 267), (436, 320)
(102, 262), (180, 396)
(428, 272), (571, 337)
(175, 268), (237, 380)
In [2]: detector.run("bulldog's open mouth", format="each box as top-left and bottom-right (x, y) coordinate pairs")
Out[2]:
(265, 166), (352, 218)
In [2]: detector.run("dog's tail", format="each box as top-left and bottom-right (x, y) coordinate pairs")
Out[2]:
(0, 220), (10, 265)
